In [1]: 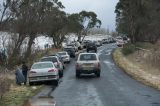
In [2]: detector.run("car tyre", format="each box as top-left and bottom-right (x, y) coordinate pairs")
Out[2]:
(96, 72), (100, 78)
(54, 80), (59, 86)
(76, 72), (80, 78)
(29, 82), (34, 86)
(59, 71), (63, 78)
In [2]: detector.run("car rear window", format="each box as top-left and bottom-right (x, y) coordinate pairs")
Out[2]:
(79, 54), (97, 61)
(41, 57), (57, 63)
(32, 63), (54, 69)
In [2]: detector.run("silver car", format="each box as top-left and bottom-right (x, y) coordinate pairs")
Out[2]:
(40, 56), (64, 77)
(58, 51), (70, 63)
(28, 62), (59, 86)
(76, 53), (101, 77)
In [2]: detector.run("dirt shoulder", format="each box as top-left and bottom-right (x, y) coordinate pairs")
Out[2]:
(113, 48), (160, 90)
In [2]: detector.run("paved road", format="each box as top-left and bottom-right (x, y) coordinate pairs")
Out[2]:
(26, 44), (160, 106)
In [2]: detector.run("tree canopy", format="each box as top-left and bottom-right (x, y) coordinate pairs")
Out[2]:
(115, 0), (160, 43)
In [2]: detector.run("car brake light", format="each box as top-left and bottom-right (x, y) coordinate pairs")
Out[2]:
(48, 69), (56, 72)
(30, 71), (36, 73)
(98, 62), (100, 68)
(95, 62), (100, 68)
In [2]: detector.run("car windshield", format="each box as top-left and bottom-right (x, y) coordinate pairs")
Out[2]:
(79, 54), (97, 61)
(32, 63), (54, 69)
(41, 57), (57, 63)
(58, 52), (66, 56)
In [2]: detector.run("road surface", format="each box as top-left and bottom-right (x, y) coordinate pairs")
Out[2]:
(25, 44), (160, 106)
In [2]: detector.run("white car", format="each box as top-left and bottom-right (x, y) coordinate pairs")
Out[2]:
(40, 56), (64, 77)
(76, 53), (101, 77)
(28, 62), (59, 86)
(58, 51), (70, 63)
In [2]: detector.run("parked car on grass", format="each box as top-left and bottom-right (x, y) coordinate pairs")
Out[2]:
(58, 51), (70, 63)
(28, 62), (59, 86)
(75, 53), (101, 78)
(40, 56), (64, 77)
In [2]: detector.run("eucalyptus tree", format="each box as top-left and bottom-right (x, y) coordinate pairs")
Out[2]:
(78, 11), (101, 41)
(0, 0), (11, 30)
(115, 0), (160, 43)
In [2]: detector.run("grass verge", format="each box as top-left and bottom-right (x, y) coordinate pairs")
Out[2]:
(0, 84), (44, 106)
(113, 48), (160, 90)
(0, 48), (60, 106)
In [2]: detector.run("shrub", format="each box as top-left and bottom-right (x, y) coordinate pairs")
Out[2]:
(122, 43), (136, 55)
(135, 42), (153, 49)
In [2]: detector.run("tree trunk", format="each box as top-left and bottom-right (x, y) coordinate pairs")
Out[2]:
(8, 34), (26, 68)
(24, 34), (36, 60)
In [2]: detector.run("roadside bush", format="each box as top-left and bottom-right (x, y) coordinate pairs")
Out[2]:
(135, 42), (153, 49)
(122, 43), (136, 55)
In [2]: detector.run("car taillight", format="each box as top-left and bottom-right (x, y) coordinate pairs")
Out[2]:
(98, 62), (100, 68)
(95, 62), (100, 68)
(30, 71), (36, 73)
(48, 69), (56, 72)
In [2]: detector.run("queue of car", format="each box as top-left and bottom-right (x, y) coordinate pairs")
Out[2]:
(28, 36), (129, 86)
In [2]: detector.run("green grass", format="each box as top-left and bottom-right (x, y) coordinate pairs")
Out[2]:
(0, 85), (44, 106)
(135, 42), (153, 49)
(122, 42), (153, 56)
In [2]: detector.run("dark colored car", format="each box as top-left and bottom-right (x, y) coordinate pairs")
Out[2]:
(63, 47), (76, 58)
(102, 39), (109, 44)
(86, 42), (97, 53)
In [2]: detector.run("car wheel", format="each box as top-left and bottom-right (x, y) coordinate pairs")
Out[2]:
(59, 71), (63, 78)
(29, 82), (34, 86)
(54, 80), (59, 86)
(96, 72), (100, 77)
(76, 72), (80, 78)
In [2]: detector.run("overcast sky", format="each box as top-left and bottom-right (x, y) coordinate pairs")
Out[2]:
(60, 0), (118, 30)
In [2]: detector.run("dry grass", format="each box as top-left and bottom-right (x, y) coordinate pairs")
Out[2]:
(0, 47), (60, 105)
(0, 84), (43, 106)
(113, 48), (160, 90)
(0, 72), (15, 97)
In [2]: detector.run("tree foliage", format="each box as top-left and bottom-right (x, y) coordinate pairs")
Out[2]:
(115, 0), (160, 43)
(0, 0), (101, 68)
